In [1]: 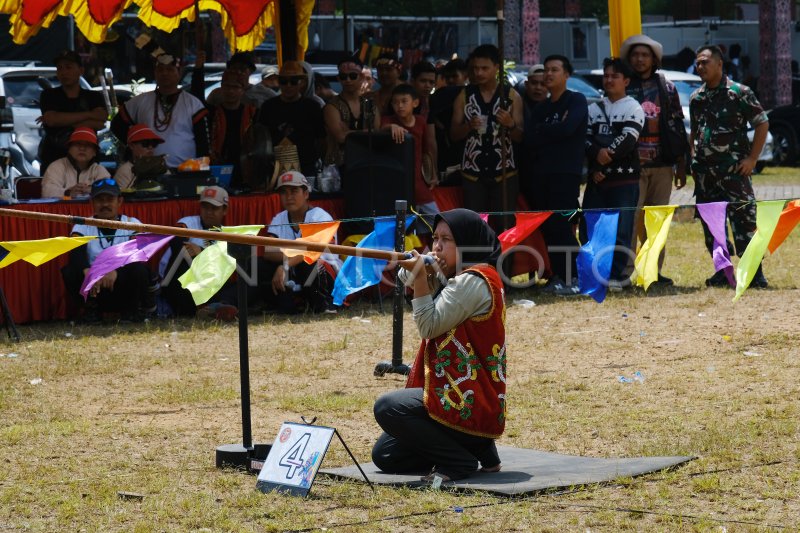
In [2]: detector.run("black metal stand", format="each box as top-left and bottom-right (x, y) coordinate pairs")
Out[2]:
(0, 287), (20, 342)
(374, 200), (410, 376)
(216, 243), (270, 470)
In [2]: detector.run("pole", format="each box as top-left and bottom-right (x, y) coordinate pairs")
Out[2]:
(230, 243), (252, 449)
(373, 200), (410, 377)
(497, 0), (510, 232)
(0, 207), (407, 263)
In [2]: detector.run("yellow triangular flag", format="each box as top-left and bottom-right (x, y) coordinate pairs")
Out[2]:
(634, 206), (676, 290)
(733, 201), (784, 302)
(0, 236), (95, 267)
(284, 221), (341, 264)
(178, 225), (263, 305)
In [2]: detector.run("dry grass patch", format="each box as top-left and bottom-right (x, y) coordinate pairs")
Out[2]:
(0, 218), (799, 530)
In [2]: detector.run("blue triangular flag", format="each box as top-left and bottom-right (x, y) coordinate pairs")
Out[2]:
(332, 215), (416, 306)
(577, 210), (619, 303)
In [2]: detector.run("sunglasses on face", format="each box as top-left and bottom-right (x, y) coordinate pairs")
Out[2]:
(278, 75), (305, 86)
(135, 140), (160, 149)
(94, 178), (117, 187)
(338, 72), (360, 81)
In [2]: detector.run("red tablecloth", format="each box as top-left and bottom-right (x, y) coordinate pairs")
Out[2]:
(0, 187), (544, 323)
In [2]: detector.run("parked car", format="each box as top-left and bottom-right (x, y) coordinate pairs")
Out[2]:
(576, 68), (774, 171)
(507, 67), (602, 104)
(766, 103), (800, 166)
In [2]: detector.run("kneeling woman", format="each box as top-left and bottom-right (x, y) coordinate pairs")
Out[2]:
(371, 208), (507, 481)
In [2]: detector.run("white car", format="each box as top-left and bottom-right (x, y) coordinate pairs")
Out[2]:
(576, 69), (774, 170)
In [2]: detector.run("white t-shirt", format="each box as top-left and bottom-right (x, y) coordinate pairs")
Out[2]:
(41, 158), (110, 198)
(158, 215), (208, 278)
(267, 206), (342, 270)
(71, 215), (140, 264)
(121, 90), (206, 168)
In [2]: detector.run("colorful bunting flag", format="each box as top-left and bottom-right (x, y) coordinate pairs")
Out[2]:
(634, 205), (676, 290)
(479, 213), (490, 224)
(577, 210), (619, 303)
(80, 234), (174, 299)
(734, 201), (785, 301)
(332, 216), (415, 306)
(283, 221), (341, 264)
(498, 212), (552, 251)
(179, 225), (263, 305)
(0, 236), (95, 268)
(767, 200), (800, 254)
(696, 202), (735, 287)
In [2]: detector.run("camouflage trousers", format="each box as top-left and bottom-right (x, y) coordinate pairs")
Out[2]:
(694, 167), (757, 257)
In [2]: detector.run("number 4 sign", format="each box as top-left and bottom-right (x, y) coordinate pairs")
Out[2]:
(256, 422), (335, 496)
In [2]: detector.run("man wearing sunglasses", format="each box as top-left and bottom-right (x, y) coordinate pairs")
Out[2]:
(323, 59), (379, 169)
(61, 179), (158, 323)
(112, 53), (209, 169)
(258, 61), (325, 180)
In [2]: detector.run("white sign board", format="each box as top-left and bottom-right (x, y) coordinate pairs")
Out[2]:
(256, 422), (335, 496)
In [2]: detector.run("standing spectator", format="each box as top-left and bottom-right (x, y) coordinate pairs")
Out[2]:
(314, 72), (336, 103)
(442, 58), (469, 87)
(41, 127), (110, 198)
(621, 34), (688, 286)
(323, 59), (378, 170)
(451, 45), (523, 233)
(299, 62), (327, 108)
(428, 58), (469, 183)
(258, 61), (326, 180)
(208, 70), (259, 188)
(529, 55), (588, 292)
(583, 58), (645, 291)
(410, 61), (437, 116)
(361, 66), (376, 95)
(519, 63), (548, 209)
(381, 84), (439, 218)
(370, 54), (404, 115)
(250, 65), (279, 103)
(61, 179), (157, 323)
(690, 45), (770, 288)
(112, 53), (209, 169)
(206, 52), (274, 108)
(38, 50), (107, 174)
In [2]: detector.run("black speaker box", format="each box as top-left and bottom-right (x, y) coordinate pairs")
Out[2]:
(343, 131), (414, 233)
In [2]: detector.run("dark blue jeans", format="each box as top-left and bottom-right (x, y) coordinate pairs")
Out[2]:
(581, 182), (640, 281)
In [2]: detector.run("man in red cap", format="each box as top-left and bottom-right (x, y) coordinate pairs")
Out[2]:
(41, 127), (110, 198)
(37, 50), (107, 174)
(113, 124), (165, 189)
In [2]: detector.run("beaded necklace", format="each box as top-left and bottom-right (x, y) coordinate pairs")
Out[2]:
(153, 91), (177, 132)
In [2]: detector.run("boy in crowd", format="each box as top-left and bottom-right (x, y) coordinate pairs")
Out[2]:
(41, 127), (110, 198)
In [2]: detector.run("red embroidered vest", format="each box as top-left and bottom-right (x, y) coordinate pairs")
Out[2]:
(406, 264), (507, 438)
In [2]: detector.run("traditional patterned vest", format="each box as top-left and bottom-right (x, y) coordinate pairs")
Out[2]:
(406, 264), (507, 438)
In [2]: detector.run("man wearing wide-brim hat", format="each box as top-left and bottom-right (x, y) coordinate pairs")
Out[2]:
(620, 34), (689, 286)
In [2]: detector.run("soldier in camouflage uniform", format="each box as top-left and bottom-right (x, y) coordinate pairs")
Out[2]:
(689, 45), (770, 288)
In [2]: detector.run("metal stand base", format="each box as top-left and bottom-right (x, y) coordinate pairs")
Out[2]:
(215, 443), (272, 472)
(0, 287), (19, 342)
(374, 361), (410, 376)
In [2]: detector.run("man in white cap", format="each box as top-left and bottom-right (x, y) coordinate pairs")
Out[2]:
(259, 171), (341, 313)
(620, 34), (689, 286)
(159, 186), (238, 320)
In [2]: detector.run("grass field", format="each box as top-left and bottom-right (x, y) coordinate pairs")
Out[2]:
(1, 205), (799, 531)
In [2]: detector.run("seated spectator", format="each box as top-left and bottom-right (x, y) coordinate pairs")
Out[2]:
(113, 124), (165, 189)
(209, 70), (259, 188)
(258, 171), (341, 313)
(381, 84), (439, 220)
(41, 127), (110, 198)
(158, 186), (238, 320)
(258, 61), (325, 180)
(61, 179), (158, 323)
(323, 59), (379, 170)
(112, 53), (209, 169)
(582, 58), (645, 291)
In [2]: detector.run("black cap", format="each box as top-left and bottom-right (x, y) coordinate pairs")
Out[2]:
(90, 178), (121, 198)
(54, 50), (82, 67)
(227, 52), (256, 72)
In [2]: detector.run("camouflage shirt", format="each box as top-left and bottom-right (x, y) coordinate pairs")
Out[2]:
(689, 78), (768, 174)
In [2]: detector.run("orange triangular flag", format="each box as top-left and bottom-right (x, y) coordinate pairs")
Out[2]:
(767, 200), (800, 254)
(283, 221), (341, 264)
(498, 212), (552, 251)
